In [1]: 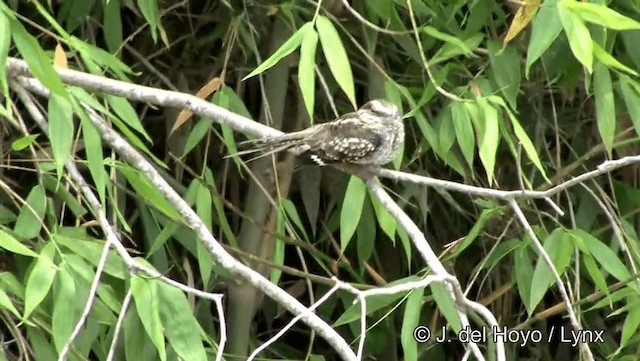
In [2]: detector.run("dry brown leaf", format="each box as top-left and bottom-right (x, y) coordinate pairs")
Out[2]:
(503, 0), (541, 45)
(170, 76), (223, 133)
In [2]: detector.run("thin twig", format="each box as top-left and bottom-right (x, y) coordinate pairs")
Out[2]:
(366, 176), (495, 361)
(509, 198), (594, 361)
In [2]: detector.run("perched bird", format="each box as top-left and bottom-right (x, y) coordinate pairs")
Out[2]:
(243, 99), (404, 166)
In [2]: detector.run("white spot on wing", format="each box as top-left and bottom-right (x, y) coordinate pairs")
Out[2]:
(310, 154), (326, 166)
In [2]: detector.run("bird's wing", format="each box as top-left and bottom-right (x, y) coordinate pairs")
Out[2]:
(306, 114), (383, 163)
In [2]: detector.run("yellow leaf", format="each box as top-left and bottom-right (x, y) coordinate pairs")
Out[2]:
(504, 0), (541, 45)
(53, 43), (67, 68)
(267, 5), (278, 16)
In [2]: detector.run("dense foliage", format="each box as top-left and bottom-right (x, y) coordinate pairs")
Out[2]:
(2, 0), (640, 360)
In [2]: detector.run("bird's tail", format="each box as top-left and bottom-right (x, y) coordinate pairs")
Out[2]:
(239, 129), (312, 148)
(226, 130), (310, 162)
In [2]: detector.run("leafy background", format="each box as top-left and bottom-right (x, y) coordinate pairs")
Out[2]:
(1, 0), (640, 360)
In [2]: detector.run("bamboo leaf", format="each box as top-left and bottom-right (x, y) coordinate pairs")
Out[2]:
(593, 62), (615, 155)
(316, 16), (356, 108)
(299, 26), (318, 119)
(558, 2), (593, 73)
(340, 176), (366, 250)
(244, 23), (310, 80)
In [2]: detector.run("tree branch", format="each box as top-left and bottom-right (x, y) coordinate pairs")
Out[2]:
(10, 77), (357, 361)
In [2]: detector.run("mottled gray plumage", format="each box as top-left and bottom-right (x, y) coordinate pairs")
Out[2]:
(250, 99), (404, 166)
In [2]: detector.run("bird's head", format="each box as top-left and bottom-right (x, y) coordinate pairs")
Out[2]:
(359, 99), (401, 122)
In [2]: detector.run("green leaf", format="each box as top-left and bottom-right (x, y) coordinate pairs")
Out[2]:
(48, 94), (74, 176)
(158, 283), (207, 361)
(593, 42), (637, 76)
(558, 2), (593, 73)
(316, 15), (356, 107)
(103, 0), (123, 53)
(299, 167), (321, 235)
(482, 239), (521, 271)
(136, 0), (161, 43)
(593, 62), (615, 156)
(110, 117), (156, 165)
(59, 0), (93, 32)
(432, 33), (484, 65)
(620, 77), (640, 139)
(581, 252), (609, 299)
(10, 18), (66, 96)
(397, 225), (412, 267)
(621, 30), (640, 71)
(369, 191), (397, 241)
(281, 198), (308, 240)
(526, 0), (562, 77)
(340, 176), (366, 250)
(200, 172), (237, 248)
(77, 105), (107, 202)
(27, 328), (57, 361)
(14, 184), (47, 240)
(437, 106), (456, 153)
(488, 41), (521, 109)
(56, 235), (127, 279)
(564, 1), (640, 30)
(131, 276), (166, 361)
(452, 207), (501, 256)
(0, 229), (39, 257)
(299, 26), (318, 119)
(586, 288), (634, 313)
(212, 87), (250, 170)
(29, 1), (68, 39)
(400, 85), (438, 154)
(105, 95), (151, 142)
(64, 255), (121, 315)
(125, 301), (159, 360)
(621, 307), (640, 348)
(0, 269), (25, 298)
(356, 198), (376, 262)
(0, 288), (20, 317)
(11, 134), (39, 151)
(528, 228), (574, 313)
(334, 277), (415, 326)
(271, 205), (286, 284)
(183, 117), (213, 157)
(489, 96), (547, 180)
(119, 167), (181, 221)
(430, 283), (461, 332)
(52, 266), (77, 352)
(24, 242), (57, 320)
(195, 182), (213, 288)
(76, 40), (133, 80)
(244, 22), (310, 80)
(451, 102), (475, 167)
(572, 229), (632, 284)
(401, 288), (424, 361)
(515, 246), (534, 315)
(422, 26), (474, 57)
(511, 116), (547, 179)
(476, 99), (499, 185)
(0, 11), (10, 96)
